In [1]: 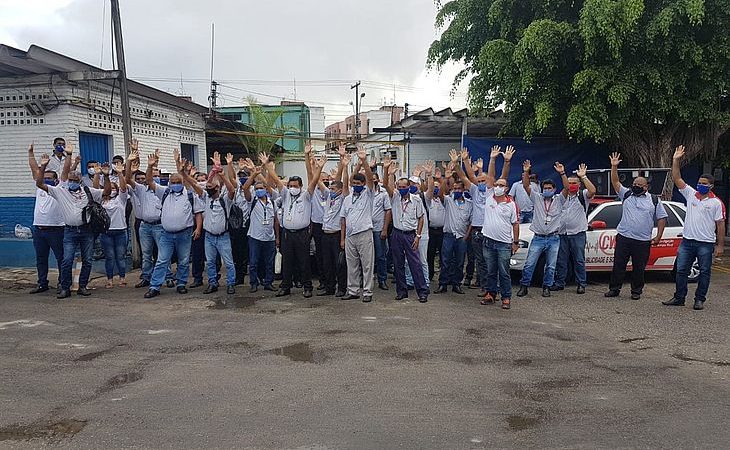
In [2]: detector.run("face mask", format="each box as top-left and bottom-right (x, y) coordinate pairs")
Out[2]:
(110, 189), (118, 198)
(136, 179), (147, 186)
(409, 185), (418, 194)
(568, 184), (580, 194)
(631, 185), (645, 196)
(373, 182), (379, 189)
(159, 178), (169, 186)
(453, 191), (463, 200)
(542, 189), (555, 198)
(68, 181), (81, 192)
(493, 186), (506, 196)
(477, 183), (487, 192)
(239, 177), (248, 186)
(198, 181), (207, 188)
(433, 188), (440, 196)
(289, 187), (301, 196)
(87, 168), (96, 176)
(153, 176), (161, 184)
(323, 181), (330, 187)
(696, 184), (711, 195)
(398, 187), (410, 197)
(255, 188), (267, 198)
(353, 185), (365, 194)
(463, 191), (471, 199)
(54, 144), (65, 154)
(43, 179), (56, 186)
(330, 191), (340, 199)
(170, 183), (184, 193)
(205, 187), (218, 197)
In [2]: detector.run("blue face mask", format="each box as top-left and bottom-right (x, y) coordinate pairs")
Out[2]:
(255, 188), (267, 198)
(353, 185), (365, 194)
(477, 183), (487, 192)
(398, 188), (410, 197)
(463, 191), (471, 199)
(54, 144), (65, 154)
(170, 183), (184, 193)
(239, 177), (248, 186)
(542, 189), (555, 198)
(433, 188), (440, 196)
(152, 176), (160, 184)
(453, 191), (463, 200)
(409, 185), (418, 194)
(696, 184), (711, 195)
(330, 191), (340, 199)
(68, 181), (81, 191)
(43, 179), (56, 186)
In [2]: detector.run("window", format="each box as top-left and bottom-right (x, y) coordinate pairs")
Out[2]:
(669, 204), (686, 222)
(591, 204), (623, 229)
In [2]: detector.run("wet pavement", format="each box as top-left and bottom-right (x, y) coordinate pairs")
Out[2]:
(0, 269), (728, 449)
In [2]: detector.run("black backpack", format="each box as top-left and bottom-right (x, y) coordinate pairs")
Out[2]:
(228, 200), (247, 232)
(82, 186), (111, 234)
(622, 190), (659, 210)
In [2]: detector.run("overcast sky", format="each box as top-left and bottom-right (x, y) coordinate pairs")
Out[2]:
(1, 0), (469, 125)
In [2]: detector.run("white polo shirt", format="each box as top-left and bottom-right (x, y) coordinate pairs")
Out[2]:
(102, 191), (129, 231)
(154, 186), (204, 233)
(46, 185), (103, 227)
(481, 194), (519, 244)
(679, 186), (726, 243)
(341, 187), (375, 237)
(34, 187), (65, 227)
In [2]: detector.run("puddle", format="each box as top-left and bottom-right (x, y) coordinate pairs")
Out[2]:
(506, 415), (539, 431)
(323, 329), (346, 336)
(269, 342), (324, 363)
(619, 337), (649, 344)
(0, 418), (86, 442)
(513, 358), (532, 366)
(104, 372), (143, 390)
(543, 331), (575, 342)
(671, 353), (730, 366)
(465, 328), (483, 338)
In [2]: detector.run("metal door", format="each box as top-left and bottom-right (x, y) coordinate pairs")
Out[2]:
(78, 132), (111, 175)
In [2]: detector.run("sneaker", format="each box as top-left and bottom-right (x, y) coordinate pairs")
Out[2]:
(341, 294), (360, 300)
(165, 280), (175, 288)
(418, 296), (428, 303)
(662, 297), (685, 306)
(516, 286), (528, 297)
(576, 286), (586, 294)
(263, 284), (276, 291)
(693, 300), (705, 310)
(29, 286), (49, 294)
(275, 289), (291, 297)
(630, 293), (641, 300)
(249, 285), (258, 293)
(57, 289), (71, 299)
(176, 286), (188, 294)
(303, 289), (313, 298)
(378, 281), (389, 290)
(77, 287), (91, 296)
(549, 285), (564, 291)
(144, 289), (160, 299)
(135, 279), (150, 289)
(203, 285), (218, 294)
(189, 280), (204, 288)
(362, 296), (372, 303)
(604, 290), (619, 298)
(542, 287), (551, 297)
(226, 286), (235, 295)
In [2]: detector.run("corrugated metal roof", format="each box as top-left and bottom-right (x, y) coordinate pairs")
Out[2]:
(378, 106), (506, 137)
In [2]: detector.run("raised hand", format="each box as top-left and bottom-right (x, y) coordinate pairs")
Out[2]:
(189, 165), (198, 176)
(131, 159), (140, 171)
(577, 163), (588, 178)
(92, 161), (101, 172)
(40, 153), (50, 166)
(382, 155), (392, 170)
(342, 153), (352, 166)
(251, 165), (263, 177)
(673, 145), (685, 161)
(101, 163), (111, 176)
(609, 152), (622, 167)
(449, 149), (459, 163)
(148, 152), (158, 167)
(225, 153), (234, 165)
(74, 155), (82, 166)
(475, 158), (484, 170)
(460, 148), (469, 161)
(337, 143), (347, 158)
(128, 150), (139, 162)
(434, 168), (442, 179)
(211, 151), (221, 167)
(259, 152), (270, 166)
(315, 154), (327, 169)
(523, 159), (531, 172)
(129, 138), (139, 153)
(554, 161), (565, 174)
(503, 145), (515, 161)
(490, 145), (501, 159)
(113, 161), (124, 174)
(304, 142), (313, 155)
(445, 162), (455, 178)
(357, 147), (367, 162)
(423, 160), (435, 175)
(64, 143), (74, 156)
(28, 143), (34, 154)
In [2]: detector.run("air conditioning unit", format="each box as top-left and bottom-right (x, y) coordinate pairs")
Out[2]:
(24, 100), (46, 116)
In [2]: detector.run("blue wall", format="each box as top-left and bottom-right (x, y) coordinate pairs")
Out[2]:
(0, 197), (35, 238)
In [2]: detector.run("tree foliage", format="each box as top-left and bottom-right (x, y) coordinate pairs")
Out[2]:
(428, 0), (730, 168)
(241, 97), (294, 159)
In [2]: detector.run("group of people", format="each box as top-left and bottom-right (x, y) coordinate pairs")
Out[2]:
(28, 138), (724, 310)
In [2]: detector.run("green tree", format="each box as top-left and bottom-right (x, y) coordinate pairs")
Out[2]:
(241, 97), (296, 159)
(428, 0), (730, 182)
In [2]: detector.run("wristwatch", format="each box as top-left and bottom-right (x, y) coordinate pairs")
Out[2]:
(416, 234), (422, 238)
(513, 241), (519, 244)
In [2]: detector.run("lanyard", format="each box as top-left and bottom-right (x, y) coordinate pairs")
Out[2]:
(543, 198), (554, 226)
(288, 194), (301, 214)
(255, 199), (268, 221)
(352, 193), (362, 205)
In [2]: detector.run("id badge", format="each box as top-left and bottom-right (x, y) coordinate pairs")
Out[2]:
(320, 201), (327, 207)
(545, 216), (552, 224)
(262, 219), (271, 225)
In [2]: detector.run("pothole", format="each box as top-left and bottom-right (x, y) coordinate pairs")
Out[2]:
(268, 342), (325, 363)
(0, 419), (87, 442)
(506, 415), (539, 431)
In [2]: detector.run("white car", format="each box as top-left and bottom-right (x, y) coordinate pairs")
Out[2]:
(510, 199), (698, 284)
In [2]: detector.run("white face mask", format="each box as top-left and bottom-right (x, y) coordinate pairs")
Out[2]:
(493, 186), (506, 196)
(110, 190), (118, 198)
(288, 187), (301, 196)
(87, 168), (96, 176)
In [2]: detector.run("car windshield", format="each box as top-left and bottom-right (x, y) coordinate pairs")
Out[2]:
(591, 204), (623, 229)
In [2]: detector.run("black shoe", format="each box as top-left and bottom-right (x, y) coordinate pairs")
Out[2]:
(604, 290), (619, 298)
(56, 286), (62, 295)
(77, 287), (91, 296)
(452, 285), (465, 294)
(549, 285), (564, 291)
(630, 293), (641, 300)
(335, 290), (346, 298)
(317, 289), (334, 296)
(249, 285), (259, 293)
(378, 281), (389, 290)
(662, 297), (685, 306)
(227, 286), (235, 295)
(135, 279), (150, 289)
(165, 280), (175, 288)
(144, 289), (160, 299)
(303, 289), (313, 298)
(56, 289), (71, 299)
(395, 294), (408, 301)
(407, 285), (414, 290)
(693, 300), (705, 310)
(203, 285), (218, 294)
(275, 289), (291, 297)
(189, 281), (204, 289)
(341, 294), (359, 300)
(30, 286), (49, 294)
(542, 287), (551, 298)
(517, 286), (528, 297)
(362, 296), (372, 303)
(316, 284), (325, 291)
(176, 286), (188, 294)
(294, 282), (303, 288)
(434, 285), (448, 294)
(263, 284), (275, 291)
(577, 286), (586, 295)
(418, 297), (428, 303)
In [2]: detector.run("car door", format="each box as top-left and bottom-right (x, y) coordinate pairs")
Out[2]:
(585, 203), (623, 271)
(646, 202), (684, 271)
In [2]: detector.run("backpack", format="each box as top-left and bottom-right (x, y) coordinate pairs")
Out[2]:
(161, 189), (195, 208)
(82, 186), (111, 234)
(418, 192), (430, 224)
(622, 190), (659, 219)
(228, 201), (247, 232)
(577, 189), (588, 214)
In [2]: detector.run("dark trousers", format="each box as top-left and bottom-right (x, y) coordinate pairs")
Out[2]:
(312, 222), (325, 282)
(390, 229), (428, 299)
(231, 224), (249, 284)
(321, 232), (347, 292)
(464, 236), (476, 284)
(471, 227), (487, 289)
(133, 218), (143, 265)
(191, 229), (206, 283)
(280, 228), (313, 290)
(609, 234), (651, 295)
(438, 232), (467, 287)
(427, 227), (443, 281)
(248, 237), (275, 288)
(33, 226), (64, 289)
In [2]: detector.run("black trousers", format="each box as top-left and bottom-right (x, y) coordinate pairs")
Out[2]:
(427, 227), (444, 281)
(280, 227), (312, 290)
(321, 232), (347, 292)
(230, 223), (250, 284)
(311, 222), (324, 282)
(609, 234), (651, 294)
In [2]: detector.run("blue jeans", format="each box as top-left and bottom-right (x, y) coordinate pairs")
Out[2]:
(520, 211), (534, 224)
(674, 239), (714, 302)
(483, 237), (512, 299)
(373, 230), (388, 283)
(554, 232), (587, 288)
(139, 222), (172, 282)
(520, 234), (560, 287)
(33, 226), (64, 288)
(192, 229), (206, 284)
(439, 232), (468, 287)
(150, 227), (193, 291)
(249, 237), (275, 287)
(205, 232), (235, 287)
(60, 226), (94, 290)
(101, 229), (128, 279)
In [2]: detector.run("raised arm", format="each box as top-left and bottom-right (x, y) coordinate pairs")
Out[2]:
(671, 146), (687, 190)
(554, 161), (567, 195)
(145, 150), (160, 191)
(308, 154), (327, 194)
(341, 154), (351, 193)
(61, 144), (74, 181)
(125, 140), (139, 188)
(382, 155), (394, 197)
(501, 146), (515, 182)
(92, 162), (101, 189)
(522, 160), (532, 196)
(486, 145), (501, 185)
(577, 163), (596, 199)
(114, 161), (128, 192)
(260, 153), (284, 191)
(609, 152), (623, 194)
(35, 153), (51, 192)
(218, 170), (236, 200)
(181, 159), (203, 196)
(358, 148), (374, 191)
(28, 144), (40, 179)
(225, 152), (237, 184)
(100, 164), (112, 197)
(70, 155), (80, 175)
(242, 166), (260, 202)
(422, 160), (435, 200)
(460, 148), (478, 186)
(304, 143), (314, 181)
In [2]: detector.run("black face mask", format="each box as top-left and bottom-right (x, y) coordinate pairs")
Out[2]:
(631, 185), (646, 196)
(206, 188), (218, 197)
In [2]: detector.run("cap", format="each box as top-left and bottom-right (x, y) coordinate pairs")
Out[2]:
(408, 175), (421, 185)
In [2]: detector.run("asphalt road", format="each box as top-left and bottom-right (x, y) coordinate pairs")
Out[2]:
(0, 270), (728, 449)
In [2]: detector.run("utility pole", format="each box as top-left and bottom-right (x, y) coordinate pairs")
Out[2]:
(110, 0), (132, 155)
(209, 23), (216, 117)
(209, 81), (218, 116)
(351, 80), (361, 141)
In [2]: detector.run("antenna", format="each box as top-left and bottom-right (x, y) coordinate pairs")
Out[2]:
(209, 22), (215, 115)
(293, 76), (297, 100)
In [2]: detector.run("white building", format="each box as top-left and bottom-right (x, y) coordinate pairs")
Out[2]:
(0, 44), (207, 237)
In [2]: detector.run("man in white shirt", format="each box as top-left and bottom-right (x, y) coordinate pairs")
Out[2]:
(45, 137), (67, 176)
(371, 172), (392, 290)
(28, 144), (65, 295)
(242, 166), (279, 292)
(663, 145), (726, 310)
(509, 173), (539, 224)
(317, 154), (349, 297)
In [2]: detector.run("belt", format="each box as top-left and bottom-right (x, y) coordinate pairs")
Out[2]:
(394, 229), (416, 235)
(143, 220), (162, 226)
(65, 224), (89, 230)
(206, 230), (228, 237)
(166, 227), (192, 234)
(429, 226), (443, 231)
(534, 232), (558, 238)
(285, 227), (308, 233)
(471, 226), (482, 231)
(35, 225), (64, 231)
